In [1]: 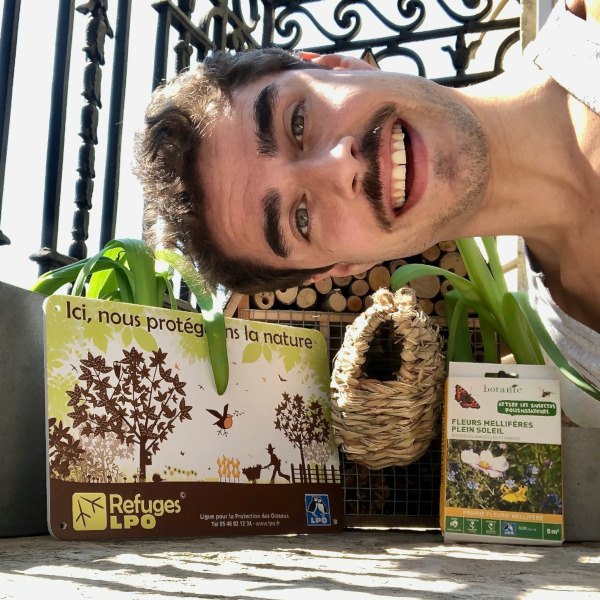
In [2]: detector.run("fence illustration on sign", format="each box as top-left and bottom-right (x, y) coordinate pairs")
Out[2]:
(291, 464), (341, 484)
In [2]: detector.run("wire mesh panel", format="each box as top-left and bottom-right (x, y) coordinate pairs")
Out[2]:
(340, 440), (442, 527)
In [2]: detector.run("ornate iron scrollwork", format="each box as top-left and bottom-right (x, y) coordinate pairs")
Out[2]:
(265, 0), (519, 85)
(437, 0), (494, 24)
(70, 0), (114, 261)
(155, 1), (519, 86)
(201, 0), (261, 53)
(273, 0), (427, 51)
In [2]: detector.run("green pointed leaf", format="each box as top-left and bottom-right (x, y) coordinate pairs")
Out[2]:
(477, 313), (500, 364)
(391, 263), (479, 303)
(502, 293), (545, 365)
(155, 249), (213, 310)
(87, 246), (123, 298)
(155, 272), (173, 310)
(481, 237), (508, 295)
(456, 238), (503, 319)
(106, 239), (157, 307)
(72, 248), (117, 297)
(30, 259), (86, 293)
(444, 291), (472, 362)
(155, 249), (229, 395)
(205, 311), (229, 395)
(162, 275), (177, 311)
(511, 292), (600, 400)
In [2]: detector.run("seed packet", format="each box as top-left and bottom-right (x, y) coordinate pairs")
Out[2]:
(441, 362), (563, 545)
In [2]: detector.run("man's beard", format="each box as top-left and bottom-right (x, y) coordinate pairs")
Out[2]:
(359, 103), (396, 233)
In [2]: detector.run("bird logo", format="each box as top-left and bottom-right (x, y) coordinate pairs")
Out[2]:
(307, 496), (328, 514)
(206, 404), (233, 435)
(305, 494), (331, 525)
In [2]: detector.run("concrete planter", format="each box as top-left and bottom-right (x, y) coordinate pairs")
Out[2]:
(563, 426), (600, 542)
(0, 280), (47, 537)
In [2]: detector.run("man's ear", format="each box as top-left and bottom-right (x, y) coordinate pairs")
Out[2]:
(306, 262), (378, 284)
(310, 53), (380, 72)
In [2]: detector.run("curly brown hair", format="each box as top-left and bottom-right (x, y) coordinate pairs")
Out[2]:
(134, 47), (334, 294)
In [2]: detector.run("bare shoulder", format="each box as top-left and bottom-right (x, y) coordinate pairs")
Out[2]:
(566, 0), (600, 24)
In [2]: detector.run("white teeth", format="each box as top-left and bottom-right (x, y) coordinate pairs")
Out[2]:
(391, 127), (404, 141)
(391, 122), (406, 209)
(392, 164), (406, 180)
(392, 149), (406, 163)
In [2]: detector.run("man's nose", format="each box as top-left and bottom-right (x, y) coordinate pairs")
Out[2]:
(303, 136), (361, 200)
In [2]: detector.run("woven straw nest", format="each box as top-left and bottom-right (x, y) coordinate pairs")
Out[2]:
(331, 287), (446, 469)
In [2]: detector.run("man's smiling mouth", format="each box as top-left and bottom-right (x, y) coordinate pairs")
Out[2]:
(390, 121), (412, 212)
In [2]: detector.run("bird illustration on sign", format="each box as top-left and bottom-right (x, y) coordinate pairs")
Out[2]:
(206, 404), (233, 434)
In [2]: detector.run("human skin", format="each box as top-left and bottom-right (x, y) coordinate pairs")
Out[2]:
(199, 0), (600, 333)
(201, 63), (490, 276)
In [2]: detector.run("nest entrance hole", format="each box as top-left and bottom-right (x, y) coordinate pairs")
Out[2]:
(361, 321), (404, 381)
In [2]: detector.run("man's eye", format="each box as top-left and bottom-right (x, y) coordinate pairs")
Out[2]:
(295, 201), (309, 237)
(291, 103), (305, 146)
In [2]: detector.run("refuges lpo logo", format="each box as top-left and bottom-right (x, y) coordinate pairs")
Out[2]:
(72, 493), (108, 531)
(71, 492), (182, 531)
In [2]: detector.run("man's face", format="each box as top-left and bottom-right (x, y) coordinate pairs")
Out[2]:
(200, 64), (490, 276)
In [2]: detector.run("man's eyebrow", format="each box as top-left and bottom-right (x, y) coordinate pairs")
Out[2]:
(254, 83), (279, 157)
(262, 188), (289, 258)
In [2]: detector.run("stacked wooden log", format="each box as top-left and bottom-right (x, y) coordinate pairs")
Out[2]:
(248, 240), (466, 316)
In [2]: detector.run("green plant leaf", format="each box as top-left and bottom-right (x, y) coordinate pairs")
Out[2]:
(502, 293), (545, 365)
(205, 311), (229, 395)
(72, 250), (135, 303)
(444, 291), (472, 362)
(511, 292), (600, 400)
(30, 259), (98, 295)
(155, 272), (174, 311)
(456, 238), (503, 319)
(106, 239), (157, 307)
(33, 240), (230, 395)
(87, 245), (123, 298)
(155, 249), (213, 310)
(391, 263), (480, 302)
(477, 312), (500, 364)
(482, 237), (508, 295)
(155, 249), (229, 395)
(162, 275), (177, 311)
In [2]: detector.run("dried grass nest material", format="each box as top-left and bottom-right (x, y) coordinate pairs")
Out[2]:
(331, 287), (446, 469)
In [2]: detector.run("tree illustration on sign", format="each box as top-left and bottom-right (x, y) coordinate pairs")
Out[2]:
(64, 347), (191, 481)
(73, 431), (135, 483)
(274, 392), (330, 480)
(48, 418), (86, 479)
